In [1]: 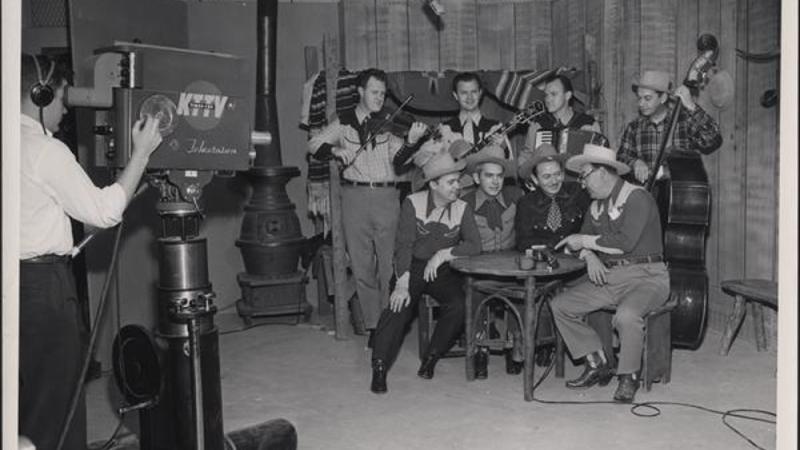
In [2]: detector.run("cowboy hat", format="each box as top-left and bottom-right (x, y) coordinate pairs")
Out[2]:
(565, 143), (630, 176)
(517, 143), (565, 179)
(422, 151), (466, 183)
(465, 144), (515, 175)
(631, 70), (672, 93)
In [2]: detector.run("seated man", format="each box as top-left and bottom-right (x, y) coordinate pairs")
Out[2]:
(369, 143), (481, 394)
(461, 144), (523, 376)
(515, 143), (590, 251)
(551, 144), (670, 404)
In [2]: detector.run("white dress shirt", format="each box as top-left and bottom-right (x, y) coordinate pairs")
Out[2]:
(20, 114), (126, 259)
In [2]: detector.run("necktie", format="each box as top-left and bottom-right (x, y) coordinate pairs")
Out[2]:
(463, 120), (475, 144)
(477, 197), (504, 231)
(546, 197), (562, 232)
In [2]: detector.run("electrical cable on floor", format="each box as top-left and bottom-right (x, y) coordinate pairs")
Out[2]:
(527, 306), (776, 450)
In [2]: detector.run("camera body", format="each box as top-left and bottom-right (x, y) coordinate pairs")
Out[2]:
(92, 43), (253, 171)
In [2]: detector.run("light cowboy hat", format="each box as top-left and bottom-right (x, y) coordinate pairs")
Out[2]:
(465, 143), (515, 175)
(419, 140), (468, 183)
(631, 70), (672, 94)
(565, 143), (631, 176)
(517, 143), (565, 179)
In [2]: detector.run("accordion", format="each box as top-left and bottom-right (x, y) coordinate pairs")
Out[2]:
(533, 129), (609, 157)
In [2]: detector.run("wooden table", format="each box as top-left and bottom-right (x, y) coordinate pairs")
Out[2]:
(718, 279), (778, 355)
(451, 251), (585, 401)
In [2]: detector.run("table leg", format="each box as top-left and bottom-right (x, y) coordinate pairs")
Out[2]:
(523, 276), (536, 401)
(750, 302), (767, 352)
(465, 276), (475, 381)
(718, 295), (747, 356)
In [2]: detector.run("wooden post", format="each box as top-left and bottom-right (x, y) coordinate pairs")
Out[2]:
(322, 33), (351, 340)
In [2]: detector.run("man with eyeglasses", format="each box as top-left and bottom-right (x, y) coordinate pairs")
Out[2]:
(550, 144), (670, 404)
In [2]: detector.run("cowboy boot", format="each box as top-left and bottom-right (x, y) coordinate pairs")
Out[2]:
(613, 373), (640, 403)
(505, 349), (523, 375)
(474, 347), (489, 379)
(370, 359), (388, 394)
(417, 352), (441, 380)
(565, 351), (613, 389)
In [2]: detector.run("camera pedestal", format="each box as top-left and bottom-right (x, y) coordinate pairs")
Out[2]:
(236, 271), (312, 326)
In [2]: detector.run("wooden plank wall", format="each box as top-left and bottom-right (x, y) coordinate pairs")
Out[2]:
(340, 0), (553, 72)
(555, 0), (781, 348)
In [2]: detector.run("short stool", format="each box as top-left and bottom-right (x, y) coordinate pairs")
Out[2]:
(718, 279), (778, 355)
(590, 297), (677, 392)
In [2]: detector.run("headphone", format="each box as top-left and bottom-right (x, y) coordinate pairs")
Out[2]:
(30, 54), (55, 108)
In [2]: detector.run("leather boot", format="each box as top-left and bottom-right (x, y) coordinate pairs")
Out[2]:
(565, 352), (613, 389)
(417, 352), (440, 380)
(613, 373), (640, 403)
(370, 359), (388, 394)
(505, 350), (523, 375)
(474, 348), (489, 379)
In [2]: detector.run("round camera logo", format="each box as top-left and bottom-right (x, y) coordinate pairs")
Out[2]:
(176, 80), (230, 131)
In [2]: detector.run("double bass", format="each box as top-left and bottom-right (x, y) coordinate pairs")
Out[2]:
(645, 34), (721, 349)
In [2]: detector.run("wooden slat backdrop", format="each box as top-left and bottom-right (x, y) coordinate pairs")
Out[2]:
(335, 0), (780, 347)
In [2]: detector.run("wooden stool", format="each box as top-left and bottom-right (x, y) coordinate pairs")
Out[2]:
(418, 294), (466, 360)
(591, 297), (677, 392)
(719, 279), (778, 355)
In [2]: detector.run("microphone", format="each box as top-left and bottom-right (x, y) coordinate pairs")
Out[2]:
(425, 0), (445, 17)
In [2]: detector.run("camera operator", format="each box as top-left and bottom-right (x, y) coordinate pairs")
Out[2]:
(19, 53), (162, 450)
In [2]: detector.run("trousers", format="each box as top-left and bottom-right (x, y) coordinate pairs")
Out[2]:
(341, 185), (401, 329)
(372, 261), (465, 365)
(19, 260), (87, 450)
(550, 262), (669, 374)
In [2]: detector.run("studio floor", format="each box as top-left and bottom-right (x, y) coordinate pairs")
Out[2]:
(86, 312), (778, 450)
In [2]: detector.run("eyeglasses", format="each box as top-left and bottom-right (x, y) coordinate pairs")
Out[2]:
(578, 166), (599, 184)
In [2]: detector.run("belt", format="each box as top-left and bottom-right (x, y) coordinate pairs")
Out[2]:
(21, 254), (71, 264)
(604, 254), (664, 268)
(342, 179), (399, 188)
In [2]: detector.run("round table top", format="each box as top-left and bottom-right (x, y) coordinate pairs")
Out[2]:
(450, 251), (585, 279)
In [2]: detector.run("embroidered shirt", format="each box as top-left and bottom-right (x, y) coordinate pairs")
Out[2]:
(462, 185), (523, 252)
(394, 190), (481, 277)
(515, 182), (590, 251)
(308, 108), (410, 183)
(580, 179), (663, 260)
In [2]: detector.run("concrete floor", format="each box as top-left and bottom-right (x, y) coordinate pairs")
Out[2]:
(87, 312), (777, 450)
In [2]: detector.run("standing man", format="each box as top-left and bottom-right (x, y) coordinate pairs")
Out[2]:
(308, 68), (427, 334)
(460, 144), (524, 376)
(519, 74), (601, 172)
(369, 148), (481, 394)
(515, 143), (590, 251)
(550, 144), (670, 404)
(19, 53), (163, 449)
(618, 70), (722, 184)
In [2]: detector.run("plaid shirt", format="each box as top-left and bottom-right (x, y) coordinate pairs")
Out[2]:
(618, 104), (722, 173)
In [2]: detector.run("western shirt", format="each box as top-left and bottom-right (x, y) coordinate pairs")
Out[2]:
(308, 108), (410, 183)
(394, 190), (481, 280)
(462, 185), (523, 252)
(617, 104), (722, 175)
(580, 178), (663, 260)
(515, 182), (590, 250)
